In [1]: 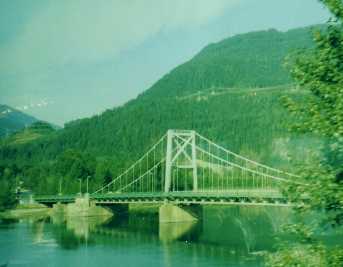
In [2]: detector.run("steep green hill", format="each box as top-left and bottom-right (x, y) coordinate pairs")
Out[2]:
(143, 27), (313, 98)
(1, 121), (56, 146)
(0, 26), (318, 195)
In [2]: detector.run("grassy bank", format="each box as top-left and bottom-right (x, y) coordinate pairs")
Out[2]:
(0, 203), (50, 219)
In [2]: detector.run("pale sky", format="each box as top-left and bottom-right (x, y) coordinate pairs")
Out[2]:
(0, 0), (330, 126)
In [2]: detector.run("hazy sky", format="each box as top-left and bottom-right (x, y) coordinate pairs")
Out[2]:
(0, 0), (330, 126)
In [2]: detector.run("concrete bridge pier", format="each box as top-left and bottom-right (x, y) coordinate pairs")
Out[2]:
(51, 196), (112, 217)
(159, 203), (202, 223)
(52, 202), (67, 214)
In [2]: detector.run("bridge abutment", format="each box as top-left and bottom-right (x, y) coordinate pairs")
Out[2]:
(159, 203), (202, 223)
(52, 202), (67, 214)
(52, 196), (112, 217)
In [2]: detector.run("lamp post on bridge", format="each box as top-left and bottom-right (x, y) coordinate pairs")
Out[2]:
(85, 176), (90, 198)
(58, 179), (62, 196)
(86, 176), (90, 194)
(78, 178), (82, 196)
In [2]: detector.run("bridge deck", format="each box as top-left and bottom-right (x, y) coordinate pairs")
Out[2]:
(34, 189), (291, 206)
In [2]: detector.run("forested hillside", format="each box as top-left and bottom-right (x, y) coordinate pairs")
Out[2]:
(0, 26), (318, 198)
(1, 121), (56, 146)
(143, 27), (314, 98)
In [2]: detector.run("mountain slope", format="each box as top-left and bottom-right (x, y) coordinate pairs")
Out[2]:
(54, 26), (315, 160)
(2, 121), (57, 146)
(143, 27), (314, 98)
(0, 26), (319, 194)
(0, 105), (38, 137)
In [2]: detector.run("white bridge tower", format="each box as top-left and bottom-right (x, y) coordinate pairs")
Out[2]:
(164, 130), (198, 192)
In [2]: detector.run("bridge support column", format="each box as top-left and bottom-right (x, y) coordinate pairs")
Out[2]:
(52, 202), (67, 214)
(164, 130), (173, 193)
(65, 197), (112, 217)
(159, 204), (202, 223)
(164, 130), (198, 193)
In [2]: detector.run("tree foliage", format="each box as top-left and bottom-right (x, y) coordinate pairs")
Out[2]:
(0, 164), (17, 210)
(267, 1), (343, 266)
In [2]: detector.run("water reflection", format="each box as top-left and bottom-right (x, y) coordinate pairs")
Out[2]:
(30, 206), (289, 251)
(198, 206), (292, 253)
(47, 206), (289, 258)
(1, 205), (295, 267)
(49, 214), (112, 249)
(159, 221), (198, 243)
(0, 218), (19, 225)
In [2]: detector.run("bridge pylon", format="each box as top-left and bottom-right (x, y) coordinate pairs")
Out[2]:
(164, 130), (198, 193)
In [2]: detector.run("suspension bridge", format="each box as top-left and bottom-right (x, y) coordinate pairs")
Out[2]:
(35, 129), (300, 209)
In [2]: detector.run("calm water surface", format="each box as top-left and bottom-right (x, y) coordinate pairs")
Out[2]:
(0, 206), (291, 267)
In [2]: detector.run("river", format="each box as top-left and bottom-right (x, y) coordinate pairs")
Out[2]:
(0, 205), (297, 267)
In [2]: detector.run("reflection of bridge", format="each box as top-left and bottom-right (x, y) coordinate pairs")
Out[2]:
(35, 130), (300, 221)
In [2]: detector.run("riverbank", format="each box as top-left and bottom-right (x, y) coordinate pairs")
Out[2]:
(0, 202), (160, 221)
(0, 203), (50, 219)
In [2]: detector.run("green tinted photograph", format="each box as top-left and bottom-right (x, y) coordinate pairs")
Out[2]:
(0, 1), (342, 266)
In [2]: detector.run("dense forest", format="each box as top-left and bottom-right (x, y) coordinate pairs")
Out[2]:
(0, 25), (319, 207)
(143, 26), (315, 98)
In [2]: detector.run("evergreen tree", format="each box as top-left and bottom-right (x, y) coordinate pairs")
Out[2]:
(267, 1), (343, 266)
(0, 165), (17, 210)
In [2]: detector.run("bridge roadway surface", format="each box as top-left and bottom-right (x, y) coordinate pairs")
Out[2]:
(34, 189), (292, 207)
